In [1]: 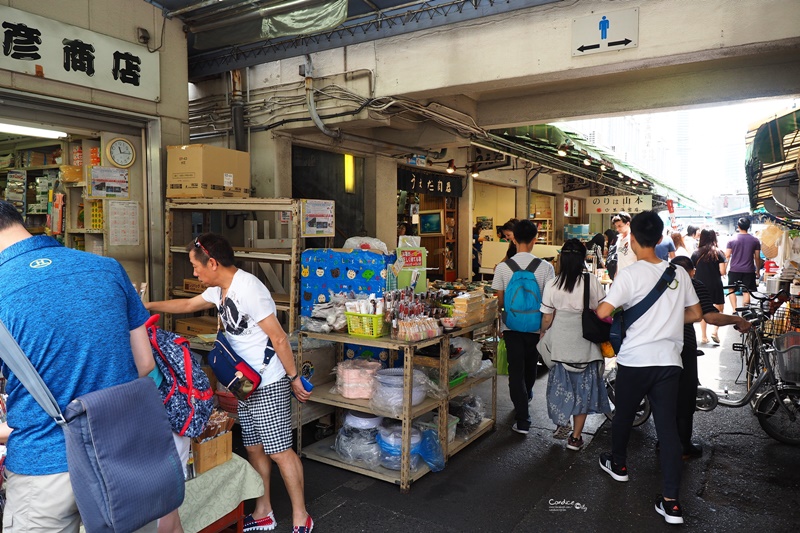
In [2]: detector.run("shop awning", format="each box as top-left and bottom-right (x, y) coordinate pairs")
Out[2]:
(479, 125), (705, 212)
(746, 108), (800, 217)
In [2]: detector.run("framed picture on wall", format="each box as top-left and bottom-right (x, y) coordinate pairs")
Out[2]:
(418, 210), (444, 236)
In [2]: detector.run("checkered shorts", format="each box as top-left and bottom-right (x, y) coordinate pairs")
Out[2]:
(238, 377), (293, 454)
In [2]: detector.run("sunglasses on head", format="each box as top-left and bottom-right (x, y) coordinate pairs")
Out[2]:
(193, 237), (214, 260)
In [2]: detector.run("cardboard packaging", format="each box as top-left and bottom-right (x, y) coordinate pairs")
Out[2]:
(166, 144), (250, 199)
(191, 431), (232, 475)
(174, 316), (218, 337)
(183, 278), (208, 294)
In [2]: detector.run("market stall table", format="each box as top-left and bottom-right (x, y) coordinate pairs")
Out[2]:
(180, 454), (264, 533)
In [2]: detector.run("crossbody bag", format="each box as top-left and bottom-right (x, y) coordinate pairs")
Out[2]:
(609, 264), (677, 354)
(207, 313), (276, 401)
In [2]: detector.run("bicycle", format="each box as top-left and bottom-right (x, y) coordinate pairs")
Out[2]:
(604, 356), (652, 427)
(694, 289), (800, 444)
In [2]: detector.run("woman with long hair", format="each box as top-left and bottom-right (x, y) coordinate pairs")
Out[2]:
(691, 229), (726, 344)
(500, 218), (519, 260)
(604, 228), (618, 279)
(671, 232), (690, 257)
(537, 239), (610, 450)
(588, 233), (606, 268)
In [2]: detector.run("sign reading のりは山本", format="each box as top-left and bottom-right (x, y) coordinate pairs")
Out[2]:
(588, 194), (652, 214)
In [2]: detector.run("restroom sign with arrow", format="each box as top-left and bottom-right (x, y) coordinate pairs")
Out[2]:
(572, 8), (638, 57)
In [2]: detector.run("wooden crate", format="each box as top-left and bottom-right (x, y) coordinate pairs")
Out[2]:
(191, 431), (232, 475)
(183, 278), (208, 293)
(174, 316), (217, 337)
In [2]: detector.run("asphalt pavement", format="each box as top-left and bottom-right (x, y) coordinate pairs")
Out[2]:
(247, 323), (800, 533)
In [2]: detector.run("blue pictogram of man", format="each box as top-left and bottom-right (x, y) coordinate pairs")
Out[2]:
(599, 16), (609, 40)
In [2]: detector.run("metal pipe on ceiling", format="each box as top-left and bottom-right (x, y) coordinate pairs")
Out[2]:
(303, 55), (445, 159)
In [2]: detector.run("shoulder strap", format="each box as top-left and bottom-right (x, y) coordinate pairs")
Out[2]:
(583, 273), (590, 311)
(524, 258), (542, 274)
(624, 264), (677, 328)
(0, 319), (65, 425)
(504, 257), (521, 272)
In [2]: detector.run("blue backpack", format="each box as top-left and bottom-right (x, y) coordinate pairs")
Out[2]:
(146, 315), (214, 438)
(502, 257), (543, 332)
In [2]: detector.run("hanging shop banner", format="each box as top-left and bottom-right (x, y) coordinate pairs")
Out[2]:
(397, 167), (463, 198)
(301, 199), (335, 238)
(88, 167), (129, 199)
(587, 194), (652, 214)
(563, 197), (572, 216)
(0, 6), (160, 101)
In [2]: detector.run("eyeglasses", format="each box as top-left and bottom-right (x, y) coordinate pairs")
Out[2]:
(193, 237), (213, 259)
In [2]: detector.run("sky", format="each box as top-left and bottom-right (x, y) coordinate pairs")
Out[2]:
(556, 97), (800, 211)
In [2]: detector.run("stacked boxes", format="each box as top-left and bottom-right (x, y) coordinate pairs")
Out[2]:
(28, 171), (58, 215)
(166, 144), (250, 198)
(4, 170), (26, 217)
(453, 291), (485, 327)
(481, 296), (498, 323)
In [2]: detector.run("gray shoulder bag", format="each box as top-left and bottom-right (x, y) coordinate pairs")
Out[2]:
(0, 319), (185, 533)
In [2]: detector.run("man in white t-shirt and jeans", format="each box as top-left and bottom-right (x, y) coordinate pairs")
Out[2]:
(492, 220), (555, 435)
(612, 211), (637, 273)
(596, 211), (702, 526)
(147, 233), (314, 533)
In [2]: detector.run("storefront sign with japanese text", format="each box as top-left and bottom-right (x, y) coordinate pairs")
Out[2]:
(587, 195), (652, 214)
(400, 249), (423, 268)
(0, 6), (160, 101)
(397, 167), (463, 198)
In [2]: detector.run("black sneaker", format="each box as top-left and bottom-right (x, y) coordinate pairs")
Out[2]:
(512, 422), (529, 435)
(598, 452), (629, 482)
(655, 496), (684, 525)
(682, 443), (703, 460)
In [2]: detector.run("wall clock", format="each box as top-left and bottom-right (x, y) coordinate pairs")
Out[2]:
(105, 137), (136, 169)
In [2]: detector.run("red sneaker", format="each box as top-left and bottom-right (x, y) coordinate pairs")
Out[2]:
(292, 515), (314, 533)
(243, 511), (276, 532)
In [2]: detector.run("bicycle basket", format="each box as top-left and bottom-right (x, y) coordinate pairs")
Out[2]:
(763, 307), (791, 340)
(773, 332), (800, 383)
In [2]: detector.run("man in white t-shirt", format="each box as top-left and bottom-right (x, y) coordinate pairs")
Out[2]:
(684, 225), (700, 254)
(146, 233), (314, 533)
(612, 211), (637, 273)
(491, 220), (555, 435)
(596, 211), (702, 527)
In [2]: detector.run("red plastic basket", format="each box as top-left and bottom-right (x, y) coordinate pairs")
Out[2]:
(215, 390), (239, 413)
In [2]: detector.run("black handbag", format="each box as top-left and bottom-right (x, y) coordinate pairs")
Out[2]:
(581, 273), (611, 344)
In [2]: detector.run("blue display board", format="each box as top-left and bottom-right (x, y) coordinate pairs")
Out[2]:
(300, 248), (394, 317)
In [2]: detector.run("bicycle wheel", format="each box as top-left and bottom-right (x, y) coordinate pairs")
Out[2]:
(605, 376), (652, 427)
(755, 386), (800, 445)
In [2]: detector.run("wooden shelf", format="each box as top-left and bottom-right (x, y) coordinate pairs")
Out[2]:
(166, 199), (304, 332)
(307, 387), (440, 419)
(0, 164), (61, 172)
(301, 435), (432, 486)
(447, 418), (494, 458)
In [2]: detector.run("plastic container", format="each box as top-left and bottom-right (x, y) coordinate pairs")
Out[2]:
(345, 312), (388, 338)
(335, 426), (380, 467)
(774, 332), (800, 383)
(337, 359), (382, 399)
(376, 427), (422, 470)
(373, 368), (427, 407)
(344, 410), (383, 429)
(414, 412), (459, 443)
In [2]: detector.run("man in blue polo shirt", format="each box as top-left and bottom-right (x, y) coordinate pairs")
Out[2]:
(0, 200), (155, 532)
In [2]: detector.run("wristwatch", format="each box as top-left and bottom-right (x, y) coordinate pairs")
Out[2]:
(287, 373), (298, 382)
